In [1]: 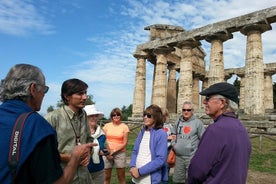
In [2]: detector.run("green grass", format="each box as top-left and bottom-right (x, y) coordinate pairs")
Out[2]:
(249, 135), (276, 174)
(110, 127), (276, 183)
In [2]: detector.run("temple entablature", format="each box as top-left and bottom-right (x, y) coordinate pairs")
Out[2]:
(131, 6), (276, 117)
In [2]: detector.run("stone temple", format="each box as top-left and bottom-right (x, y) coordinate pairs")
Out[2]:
(130, 6), (276, 133)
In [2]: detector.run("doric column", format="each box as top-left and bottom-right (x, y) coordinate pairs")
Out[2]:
(205, 32), (233, 86)
(192, 77), (200, 109)
(177, 41), (200, 114)
(151, 62), (156, 104)
(200, 79), (209, 109)
(264, 73), (274, 110)
(151, 47), (173, 109)
(240, 23), (271, 114)
(132, 51), (147, 118)
(167, 64), (177, 114)
(239, 76), (245, 110)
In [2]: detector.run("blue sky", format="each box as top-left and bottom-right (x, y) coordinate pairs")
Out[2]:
(1, 0), (276, 117)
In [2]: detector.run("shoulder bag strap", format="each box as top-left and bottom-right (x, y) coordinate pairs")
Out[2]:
(8, 112), (34, 183)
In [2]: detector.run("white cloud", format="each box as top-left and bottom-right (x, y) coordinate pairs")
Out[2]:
(1, 0), (276, 116)
(0, 0), (54, 36)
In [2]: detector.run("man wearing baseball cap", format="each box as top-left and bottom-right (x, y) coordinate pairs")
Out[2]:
(188, 82), (251, 184)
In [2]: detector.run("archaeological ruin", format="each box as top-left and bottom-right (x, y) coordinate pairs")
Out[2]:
(130, 6), (276, 133)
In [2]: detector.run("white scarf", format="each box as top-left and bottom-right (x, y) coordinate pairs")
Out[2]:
(91, 126), (104, 164)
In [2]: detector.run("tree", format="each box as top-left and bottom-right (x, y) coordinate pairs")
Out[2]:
(121, 104), (133, 121)
(233, 77), (240, 96)
(47, 94), (95, 112)
(85, 95), (94, 105)
(47, 105), (54, 113)
(233, 77), (241, 104)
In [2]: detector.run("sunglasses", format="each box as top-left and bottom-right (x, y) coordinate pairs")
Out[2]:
(143, 113), (153, 118)
(111, 114), (120, 117)
(182, 109), (192, 112)
(205, 96), (222, 101)
(205, 96), (213, 101)
(37, 84), (49, 94)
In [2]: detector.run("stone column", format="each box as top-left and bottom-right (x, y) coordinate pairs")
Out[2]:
(241, 23), (271, 114)
(239, 76), (245, 110)
(151, 47), (173, 109)
(167, 64), (177, 114)
(151, 62), (156, 104)
(177, 41), (200, 114)
(264, 73), (274, 110)
(132, 52), (147, 118)
(192, 77), (200, 109)
(200, 79), (208, 109)
(205, 32), (233, 86)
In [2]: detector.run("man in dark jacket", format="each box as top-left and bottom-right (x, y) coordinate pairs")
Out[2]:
(188, 82), (251, 184)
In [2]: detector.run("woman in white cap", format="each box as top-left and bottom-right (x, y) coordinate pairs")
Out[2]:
(84, 104), (107, 184)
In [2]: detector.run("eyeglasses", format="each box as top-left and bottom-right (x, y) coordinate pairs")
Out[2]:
(143, 113), (153, 118)
(37, 84), (49, 94)
(205, 96), (221, 102)
(182, 109), (192, 112)
(111, 114), (120, 117)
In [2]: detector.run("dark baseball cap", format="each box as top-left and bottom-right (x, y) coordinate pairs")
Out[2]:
(199, 82), (239, 103)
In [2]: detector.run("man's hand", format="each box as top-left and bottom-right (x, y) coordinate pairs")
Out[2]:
(71, 143), (97, 165)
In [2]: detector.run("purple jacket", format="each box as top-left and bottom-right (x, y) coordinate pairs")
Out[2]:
(130, 127), (168, 184)
(188, 112), (251, 184)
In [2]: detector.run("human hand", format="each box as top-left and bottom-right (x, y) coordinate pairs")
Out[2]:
(167, 135), (174, 140)
(79, 151), (90, 166)
(106, 154), (113, 160)
(71, 143), (97, 164)
(130, 167), (140, 179)
(171, 134), (177, 140)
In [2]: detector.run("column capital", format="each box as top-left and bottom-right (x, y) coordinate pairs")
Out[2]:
(264, 63), (276, 75)
(133, 49), (149, 59)
(205, 31), (233, 42)
(176, 40), (201, 49)
(240, 23), (272, 35)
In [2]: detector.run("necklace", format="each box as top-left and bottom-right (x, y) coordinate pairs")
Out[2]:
(63, 106), (81, 145)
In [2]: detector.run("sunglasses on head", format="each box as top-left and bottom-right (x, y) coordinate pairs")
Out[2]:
(143, 113), (153, 118)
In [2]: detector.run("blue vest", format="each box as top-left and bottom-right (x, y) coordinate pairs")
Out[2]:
(0, 100), (57, 183)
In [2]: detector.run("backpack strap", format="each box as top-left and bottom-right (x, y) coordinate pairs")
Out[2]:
(8, 112), (34, 183)
(174, 118), (181, 143)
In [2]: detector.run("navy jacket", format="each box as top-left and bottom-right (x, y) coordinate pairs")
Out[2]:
(0, 100), (58, 183)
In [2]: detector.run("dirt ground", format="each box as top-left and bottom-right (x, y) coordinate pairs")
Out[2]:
(246, 170), (276, 184)
(166, 169), (276, 183)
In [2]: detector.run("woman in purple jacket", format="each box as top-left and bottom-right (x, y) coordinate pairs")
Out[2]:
(130, 104), (168, 184)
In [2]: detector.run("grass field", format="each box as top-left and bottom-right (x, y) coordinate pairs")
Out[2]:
(249, 134), (276, 173)
(109, 127), (276, 184)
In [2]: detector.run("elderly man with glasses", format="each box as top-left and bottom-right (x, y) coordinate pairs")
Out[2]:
(171, 101), (205, 184)
(188, 82), (251, 184)
(0, 64), (95, 183)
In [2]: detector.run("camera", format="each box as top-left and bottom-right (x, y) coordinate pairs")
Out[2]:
(102, 149), (110, 156)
